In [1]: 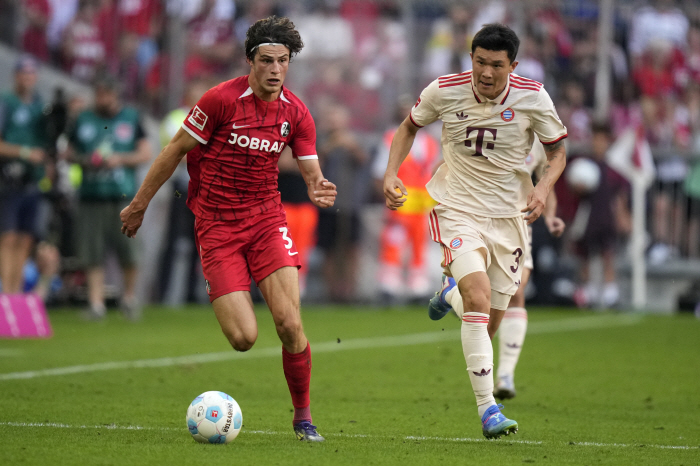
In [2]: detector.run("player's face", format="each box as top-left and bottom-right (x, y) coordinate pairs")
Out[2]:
(248, 45), (290, 101)
(470, 47), (517, 100)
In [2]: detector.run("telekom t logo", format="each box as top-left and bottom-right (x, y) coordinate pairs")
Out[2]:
(465, 127), (497, 158)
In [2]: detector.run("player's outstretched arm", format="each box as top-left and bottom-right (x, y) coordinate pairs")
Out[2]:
(383, 116), (419, 210)
(120, 128), (198, 238)
(296, 156), (337, 209)
(522, 139), (566, 224)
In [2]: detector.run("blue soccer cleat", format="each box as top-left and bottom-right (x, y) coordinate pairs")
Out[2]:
(481, 404), (518, 439)
(428, 275), (456, 320)
(294, 421), (325, 442)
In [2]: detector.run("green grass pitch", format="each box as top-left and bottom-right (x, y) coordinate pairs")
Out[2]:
(0, 305), (698, 465)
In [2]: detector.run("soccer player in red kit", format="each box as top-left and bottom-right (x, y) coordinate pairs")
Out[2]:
(119, 16), (336, 442)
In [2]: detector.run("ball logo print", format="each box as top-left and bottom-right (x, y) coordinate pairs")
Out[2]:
(186, 391), (243, 444)
(501, 108), (514, 122)
(450, 237), (463, 249)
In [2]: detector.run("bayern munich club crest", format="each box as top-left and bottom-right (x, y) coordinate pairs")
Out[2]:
(501, 108), (515, 121)
(280, 121), (290, 137)
(450, 237), (463, 249)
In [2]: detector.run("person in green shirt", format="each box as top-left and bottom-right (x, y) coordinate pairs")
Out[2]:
(0, 55), (46, 294)
(66, 75), (151, 319)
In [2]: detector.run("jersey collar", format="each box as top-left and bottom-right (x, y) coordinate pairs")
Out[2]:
(238, 86), (291, 103)
(471, 75), (511, 105)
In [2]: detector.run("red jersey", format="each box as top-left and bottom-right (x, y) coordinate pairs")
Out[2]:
(182, 76), (318, 221)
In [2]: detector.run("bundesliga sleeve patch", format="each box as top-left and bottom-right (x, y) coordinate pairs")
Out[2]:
(188, 106), (208, 131)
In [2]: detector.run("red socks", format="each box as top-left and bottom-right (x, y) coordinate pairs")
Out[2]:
(282, 343), (312, 424)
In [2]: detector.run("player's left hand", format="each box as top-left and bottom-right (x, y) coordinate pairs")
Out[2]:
(120, 202), (147, 238)
(544, 215), (566, 237)
(310, 179), (337, 208)
(522, 186), (548, 224)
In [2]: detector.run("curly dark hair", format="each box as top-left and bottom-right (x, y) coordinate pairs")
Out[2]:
(472, 23), (520, 63)
(244, 16), (304, 61)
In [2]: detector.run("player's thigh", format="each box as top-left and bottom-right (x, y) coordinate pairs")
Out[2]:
(195, 218), (253, 303)
(257, 265), (302, 330)
(429, 205), (489, 270)
(212, 291), (258, 350)
(246, 206), (301, 300)
(484, 216), (529, 310)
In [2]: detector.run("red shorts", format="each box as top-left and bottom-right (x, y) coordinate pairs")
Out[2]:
(194, 203), (301, 302)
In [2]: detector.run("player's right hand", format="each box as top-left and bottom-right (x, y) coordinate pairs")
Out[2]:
(120, 202), (147, 238)
(383, 174), (408, 210)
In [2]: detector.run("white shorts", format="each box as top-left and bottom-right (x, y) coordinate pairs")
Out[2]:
(429, 204), (529, 297)
(523, 224), (534, 270)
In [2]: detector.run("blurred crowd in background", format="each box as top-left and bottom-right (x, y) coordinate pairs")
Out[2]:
(1, 0), (700, 314)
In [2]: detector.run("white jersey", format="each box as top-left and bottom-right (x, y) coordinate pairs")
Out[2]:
(411, 71), (567, 217)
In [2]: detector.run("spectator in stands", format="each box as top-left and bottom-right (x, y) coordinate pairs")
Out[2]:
(557, 80), (592, 154)
(184, 0), (236, 80)
(0, 55), (46, 294)
(46, 0), (78, 63)
(21, 0), (51, 62)
(316, 103), (368, 302)
(65, 75), (151, 319)
(628, 0), (689, 63)
(558, 122), (631, 309)
(422, 3), (473, 81)
(61, 0), (106, 82)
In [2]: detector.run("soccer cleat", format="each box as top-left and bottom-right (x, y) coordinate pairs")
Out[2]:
(427, 275), (456, 320)
(493, 374), (517, 400)
(294, 421), (325, 442)
(481, 404), (518, 439)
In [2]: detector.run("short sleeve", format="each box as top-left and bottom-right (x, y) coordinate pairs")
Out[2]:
(532, 88), (567, 146)
(289, 110), (317, 160)
(409, 79), (440, 128)
(182, 87), (223, 145)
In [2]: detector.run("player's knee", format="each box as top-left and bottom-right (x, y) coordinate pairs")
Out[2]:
(223, 329), (257, 352)
(275, 317), (303, 343)
(459, 287), (490, 313)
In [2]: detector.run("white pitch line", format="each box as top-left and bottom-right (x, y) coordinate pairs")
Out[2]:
(0, 314), (643, 381)
(0, 421), (696, 451)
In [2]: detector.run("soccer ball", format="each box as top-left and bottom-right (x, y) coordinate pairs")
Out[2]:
(565, 157), (601, 194)
(186, 391), (242, 444)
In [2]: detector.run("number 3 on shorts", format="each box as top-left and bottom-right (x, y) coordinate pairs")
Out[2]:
(279, 227), (298, 256)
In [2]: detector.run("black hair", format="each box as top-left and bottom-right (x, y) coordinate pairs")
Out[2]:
(471, 23), (520, 63)
(244, 16), (304, 62)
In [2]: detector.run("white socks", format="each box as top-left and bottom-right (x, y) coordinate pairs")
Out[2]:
(497, 307), (528, 380)
(445, 286), (463, 318)
(462, 312), (497, 417)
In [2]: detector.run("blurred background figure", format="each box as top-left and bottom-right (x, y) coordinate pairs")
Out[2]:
(278, 146), (318, 299)
(65, 75), (150, 319)
(371, 95), (440, 303)
(156, 79), (208, 307)
(0, 55), (46, 295)
(317, 103), (368, 303)
(60, 0), (106, 82)
(557, 122), (631, 309)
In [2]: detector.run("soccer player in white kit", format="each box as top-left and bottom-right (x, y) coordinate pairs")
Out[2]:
(383, 24), (567, 439)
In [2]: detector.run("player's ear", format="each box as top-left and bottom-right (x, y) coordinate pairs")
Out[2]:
(509, 60), (518, 73)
